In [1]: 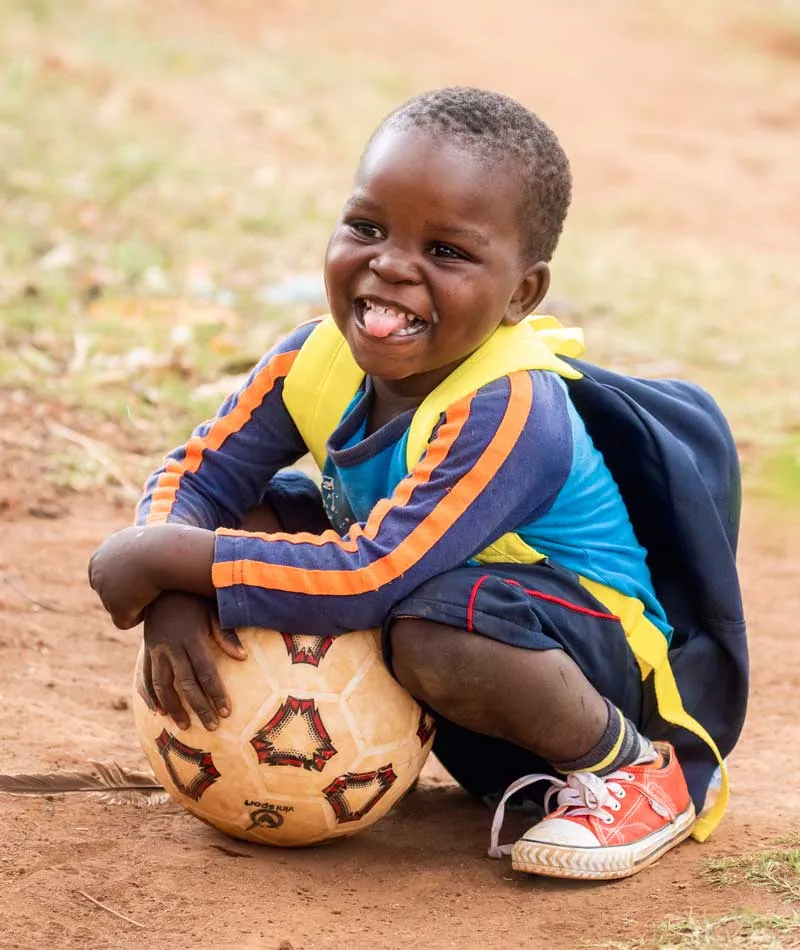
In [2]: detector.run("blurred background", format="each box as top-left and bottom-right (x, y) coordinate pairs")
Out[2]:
(1, 0), (799, 510)
(2, 5), (800, 946)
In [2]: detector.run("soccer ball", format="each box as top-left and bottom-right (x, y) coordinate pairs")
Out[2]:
(132, 628), (435, 847)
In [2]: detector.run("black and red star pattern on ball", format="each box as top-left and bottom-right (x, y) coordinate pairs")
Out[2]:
(416, 709), (436, 746)
(322, 765), (398, 823)
(250, 696), (337, 771)
(280, 633), (335, 667)
(155, 729), (221, 802)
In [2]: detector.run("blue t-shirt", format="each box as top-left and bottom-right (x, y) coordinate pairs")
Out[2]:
(321, 376), (671, 638)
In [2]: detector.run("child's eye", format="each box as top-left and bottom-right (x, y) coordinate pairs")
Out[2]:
(429, 242), (466, 260)
(349, 221), (384, 240)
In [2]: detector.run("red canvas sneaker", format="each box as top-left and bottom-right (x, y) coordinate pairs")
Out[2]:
(488, 742), (696, 881)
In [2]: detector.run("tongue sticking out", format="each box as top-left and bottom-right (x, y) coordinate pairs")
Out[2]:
(362, 306), (413, 338)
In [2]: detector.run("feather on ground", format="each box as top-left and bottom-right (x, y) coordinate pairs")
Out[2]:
(0, 760), (170, 806)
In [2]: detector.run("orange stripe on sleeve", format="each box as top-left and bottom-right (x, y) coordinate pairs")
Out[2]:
(216, 392), (473, 553)
(213, 372), (534, 596)
(144, 349), (298, 524)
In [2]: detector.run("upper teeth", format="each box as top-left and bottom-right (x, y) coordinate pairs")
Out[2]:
(363, 300), (419, 323)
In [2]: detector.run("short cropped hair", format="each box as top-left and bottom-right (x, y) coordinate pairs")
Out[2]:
(371, 87), (572, 262)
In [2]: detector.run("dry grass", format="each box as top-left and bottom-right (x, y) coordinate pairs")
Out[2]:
(1, 0), (798, 503)
(0, 0), (410, 457)
(594, 910), (800, 949)
(589, 843), (800, 949)
(706, 846), (800, 903)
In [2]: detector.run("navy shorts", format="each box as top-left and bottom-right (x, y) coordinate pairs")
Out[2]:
(261, 471), (646, 805)
(384, 562), (645, 804)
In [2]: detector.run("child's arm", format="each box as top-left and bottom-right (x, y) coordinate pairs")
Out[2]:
(91, 371), (574, 632)
(89, 522), (215, 628)
(88, 322), (318, 722)
(90, 322), (315, 628)
(135, 322), (316, 530)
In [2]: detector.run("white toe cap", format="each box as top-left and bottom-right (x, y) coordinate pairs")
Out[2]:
(520, 818), (601, 848)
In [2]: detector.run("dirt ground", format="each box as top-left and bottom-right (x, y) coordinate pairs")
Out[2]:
(2, 462), (800, 950)
(2, 2), (800, 948)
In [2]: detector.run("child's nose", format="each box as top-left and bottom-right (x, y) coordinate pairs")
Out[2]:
(368, 249), (420, 284)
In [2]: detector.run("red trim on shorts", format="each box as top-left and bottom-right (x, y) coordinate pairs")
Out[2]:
(503, 578), (620, 622)
(466, 574), (492, 632)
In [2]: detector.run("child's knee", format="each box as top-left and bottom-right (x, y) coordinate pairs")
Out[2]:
(389, 617), (471, 707)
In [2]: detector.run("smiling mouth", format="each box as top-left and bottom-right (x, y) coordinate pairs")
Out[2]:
(355, 297), (430, 339)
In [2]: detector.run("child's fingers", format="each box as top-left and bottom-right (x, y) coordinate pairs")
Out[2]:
(165, 645), (222, 731)
(190, 641), (232, 721)
(142, 651), (165, 716)
(151, 650), (191, 731)
(210, 618), (247, 661)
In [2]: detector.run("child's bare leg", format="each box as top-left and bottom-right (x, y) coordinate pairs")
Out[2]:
(390, 617), (608, 763)
(390, 617), (695, 881)
(239, 502), (283, 533)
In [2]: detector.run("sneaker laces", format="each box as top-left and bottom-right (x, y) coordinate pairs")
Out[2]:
(488, 767), (671, 859)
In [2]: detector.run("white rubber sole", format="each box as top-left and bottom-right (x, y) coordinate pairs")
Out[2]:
(511, 803), (697, 881)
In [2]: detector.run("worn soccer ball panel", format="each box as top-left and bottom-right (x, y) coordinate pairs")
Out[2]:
(132, 628), (435, 847)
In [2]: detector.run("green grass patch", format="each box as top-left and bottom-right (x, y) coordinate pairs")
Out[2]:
(753, 436), (800, 504)
(588, 841), (800, 948)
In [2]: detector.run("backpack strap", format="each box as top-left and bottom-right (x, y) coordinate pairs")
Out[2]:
(282, 318), (364, 468)
(406, 316), (583, 466)
(580, 577), (728, 840)
(282, 314), (585, 469)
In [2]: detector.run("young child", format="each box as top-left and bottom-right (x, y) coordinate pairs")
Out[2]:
(89, 87), (747, 881)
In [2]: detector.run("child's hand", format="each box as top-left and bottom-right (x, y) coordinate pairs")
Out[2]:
(142, 591), (247, 731)
(88, 526), (162, 629)
(89, 523), (216, 629)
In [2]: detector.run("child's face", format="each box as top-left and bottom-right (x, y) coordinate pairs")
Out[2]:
(324, 126), (549, 394)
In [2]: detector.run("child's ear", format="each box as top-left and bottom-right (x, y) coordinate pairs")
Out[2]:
(502, 262), (550, 326)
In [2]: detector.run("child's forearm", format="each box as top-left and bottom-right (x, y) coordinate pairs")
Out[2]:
(141, 524), (217, 597)
(90, 523), (215, 629)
